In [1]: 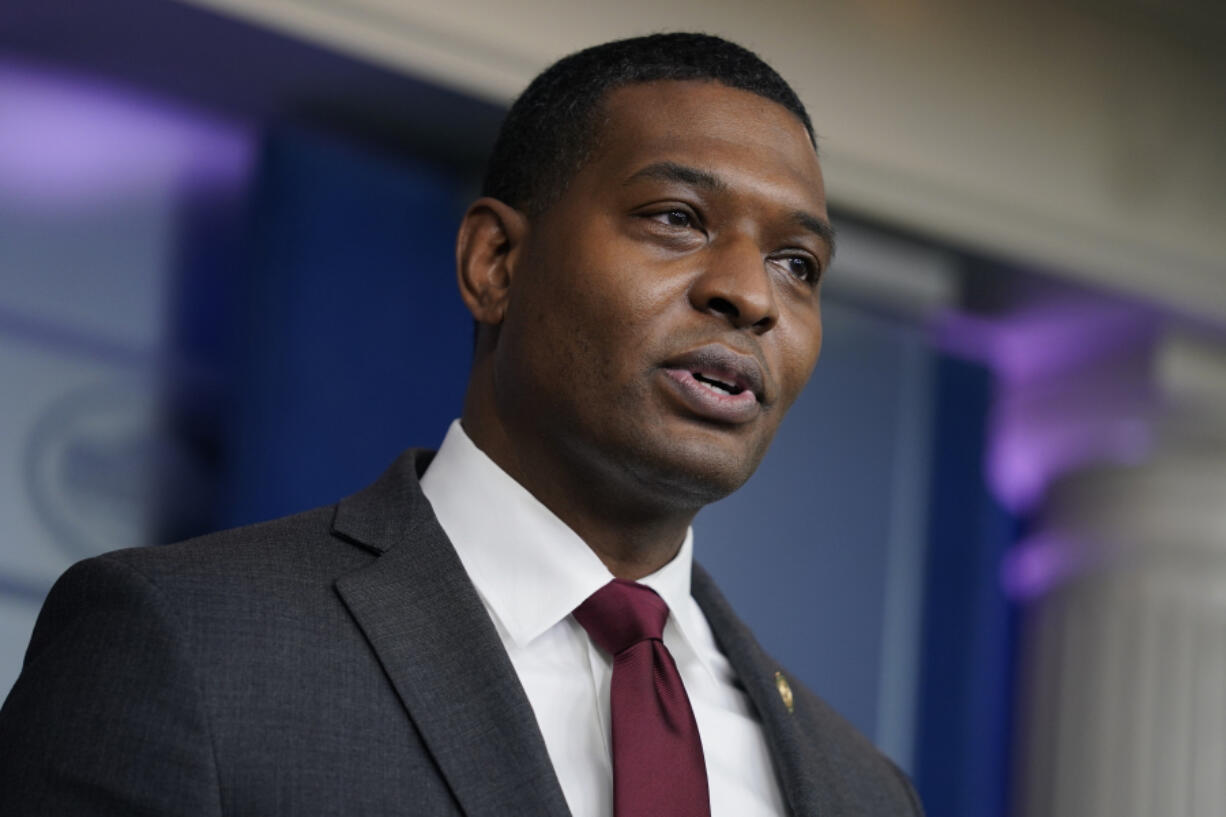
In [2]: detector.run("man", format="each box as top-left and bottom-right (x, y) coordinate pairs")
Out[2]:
(0, 33), (922, 816)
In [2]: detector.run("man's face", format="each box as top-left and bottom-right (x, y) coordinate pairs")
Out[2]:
(492, 80), (830, 507)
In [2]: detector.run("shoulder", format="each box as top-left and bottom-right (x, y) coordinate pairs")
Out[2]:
(29, 446), (444, 658)
(21, 503), (362, 667)
(103, 503), (354, 580)
(0, 452), (459, 815)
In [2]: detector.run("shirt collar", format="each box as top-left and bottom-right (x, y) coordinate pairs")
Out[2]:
(419, 420), (698, 652)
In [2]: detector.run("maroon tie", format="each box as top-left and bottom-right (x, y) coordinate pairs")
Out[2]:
(573, 579), (711, 817)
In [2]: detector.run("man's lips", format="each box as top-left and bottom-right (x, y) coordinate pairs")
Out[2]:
(659, 345), (766, 424)
(663, 345), (766, 398)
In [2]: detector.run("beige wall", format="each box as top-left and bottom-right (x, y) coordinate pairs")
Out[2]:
(180, 0), (1226, 320)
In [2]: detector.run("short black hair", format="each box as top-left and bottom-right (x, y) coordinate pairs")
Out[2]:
(481, 32), (816, 215)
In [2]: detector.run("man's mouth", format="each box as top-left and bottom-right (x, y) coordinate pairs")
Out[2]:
(659, 345), (766, 424)
(691, 371), (746, 396)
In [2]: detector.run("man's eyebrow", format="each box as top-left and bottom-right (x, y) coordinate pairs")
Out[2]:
(624, 161), (729, 192)
(793, 211), (837, 258)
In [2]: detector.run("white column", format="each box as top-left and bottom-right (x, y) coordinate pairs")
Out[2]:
(1014, 333), (1226, 817)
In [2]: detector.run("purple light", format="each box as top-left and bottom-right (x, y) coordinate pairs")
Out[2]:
(1000, 531), (1101, 600)
(932, 296), (1158, 513)
(933, 299), (1157, 388)
(0, 60), (254, 207)
(988, 387), (1155, 513)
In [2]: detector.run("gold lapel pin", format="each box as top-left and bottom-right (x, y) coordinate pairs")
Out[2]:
(773, 671), (794, 714)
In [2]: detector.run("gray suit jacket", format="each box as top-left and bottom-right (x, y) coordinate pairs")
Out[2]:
(0, 450), (922, 816)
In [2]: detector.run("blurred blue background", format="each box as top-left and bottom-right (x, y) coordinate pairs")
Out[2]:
(2, 2), (1224, 816)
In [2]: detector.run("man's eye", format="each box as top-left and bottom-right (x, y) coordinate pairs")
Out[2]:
(780, 255), (819, 283)
(654, 209), (693, 228)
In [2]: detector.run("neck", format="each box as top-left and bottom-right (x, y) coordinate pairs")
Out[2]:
(461, 373), (697, 581)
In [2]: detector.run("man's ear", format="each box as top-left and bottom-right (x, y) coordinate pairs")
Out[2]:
(455, 197), (528, 326)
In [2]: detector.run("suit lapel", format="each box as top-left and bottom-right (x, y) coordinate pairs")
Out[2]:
(331, 450), (570, 817)
(692, 563), (842, 817)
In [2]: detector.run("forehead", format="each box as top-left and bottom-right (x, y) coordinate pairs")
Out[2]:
(582, 80), (826, 211)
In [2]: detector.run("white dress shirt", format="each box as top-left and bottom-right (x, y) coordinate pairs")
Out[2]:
(419, 420), (786, 817)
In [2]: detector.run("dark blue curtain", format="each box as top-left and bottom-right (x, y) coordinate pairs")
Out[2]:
(913, 356), (1019, 817)
(218, 128), (472, 526)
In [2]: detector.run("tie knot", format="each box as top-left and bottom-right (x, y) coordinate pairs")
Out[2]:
(573, 579), (669, 656)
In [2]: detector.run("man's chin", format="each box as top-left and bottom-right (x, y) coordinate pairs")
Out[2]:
(621, 426), (768, 509)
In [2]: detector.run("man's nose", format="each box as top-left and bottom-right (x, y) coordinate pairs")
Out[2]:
(688, 236), (779, 333)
